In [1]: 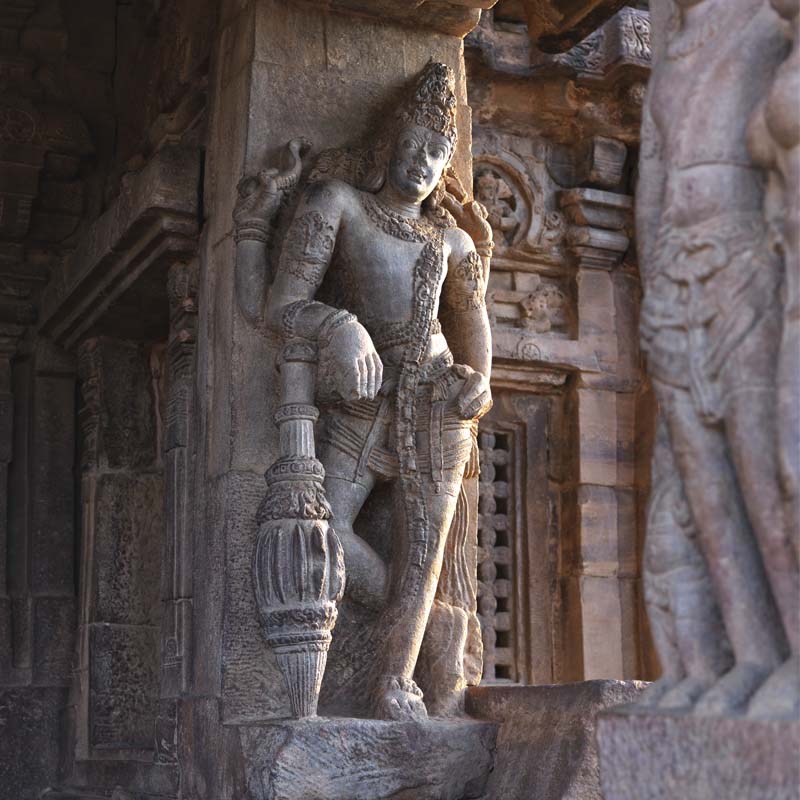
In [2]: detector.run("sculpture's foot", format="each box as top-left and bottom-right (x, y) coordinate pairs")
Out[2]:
(694, 662), (774, 716)
(659, 675), (716, 711)
(637, 676), (681, 708)
(747, 656), (800, 720)
(374, 676), (428, 721)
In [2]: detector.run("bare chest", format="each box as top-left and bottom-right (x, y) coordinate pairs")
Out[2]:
(332, 202), (449, 324)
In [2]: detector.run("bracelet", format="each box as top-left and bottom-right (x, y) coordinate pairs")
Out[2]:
(233, 222), (271, 244)
(317, 309), (357, 351)
(281, 300), (314, 339)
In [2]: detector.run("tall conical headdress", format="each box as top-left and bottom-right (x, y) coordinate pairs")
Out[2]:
(398, 61), (458, 150)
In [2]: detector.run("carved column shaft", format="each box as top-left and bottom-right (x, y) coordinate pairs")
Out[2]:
(160, 261), (198, 703)
(0, 334), (18, 680)
(253, 341), (345, 718)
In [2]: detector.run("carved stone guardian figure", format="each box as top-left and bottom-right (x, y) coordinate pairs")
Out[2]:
(636, 0), (798, 718)
(746, 0), (800, 718)
(235, 62), (493, 721)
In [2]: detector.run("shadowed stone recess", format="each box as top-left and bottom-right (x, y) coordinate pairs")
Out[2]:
(0, 687), (68, 800)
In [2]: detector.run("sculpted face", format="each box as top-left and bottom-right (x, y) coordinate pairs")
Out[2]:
(387, 124), (452, 203)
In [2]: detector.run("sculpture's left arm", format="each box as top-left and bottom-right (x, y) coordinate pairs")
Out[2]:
(441, 230), (493, 420)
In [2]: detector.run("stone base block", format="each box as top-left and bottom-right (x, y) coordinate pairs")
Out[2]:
(597, 708), (800, 800)
(228, 716), (498, 800)
(466, 680), (645, 800)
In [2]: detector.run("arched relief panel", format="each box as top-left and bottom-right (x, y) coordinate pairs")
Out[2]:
(473, 141), (575, 341)
(473, 153), (537, 253)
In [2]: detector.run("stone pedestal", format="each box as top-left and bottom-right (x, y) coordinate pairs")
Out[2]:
(466, 680), (645, 800)
(224, 717), (498, 800)
(597, 709), (800, 800)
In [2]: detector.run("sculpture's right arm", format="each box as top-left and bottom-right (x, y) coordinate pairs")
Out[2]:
(265, 181), (383, 400)
(265, 183), (343, 339)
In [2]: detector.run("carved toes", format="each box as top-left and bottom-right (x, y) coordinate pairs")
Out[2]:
(378, 689), (429, 722)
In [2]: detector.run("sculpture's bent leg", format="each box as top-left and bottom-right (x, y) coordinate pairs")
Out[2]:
(323, 476), (389, 609)
(639, 424), (687, 708)
(660, 383), (787, 715)
(640, 417), (732, 710)
(318, 410), (391, 609)
(660, 563), (733, 709)
(640, 570), (683, 708)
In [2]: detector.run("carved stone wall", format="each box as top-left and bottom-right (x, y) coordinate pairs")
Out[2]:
(466, 1), (656, 684)
(74, 337), (164, 757)
(0, 1), (660, 798)
(0, 1), (208, 796)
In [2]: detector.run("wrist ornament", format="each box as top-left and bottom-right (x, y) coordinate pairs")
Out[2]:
(317, 309), (358, 352)
(281, 300), (314, 339)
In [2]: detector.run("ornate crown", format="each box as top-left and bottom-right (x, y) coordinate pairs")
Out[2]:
(398, 61), (458, 150)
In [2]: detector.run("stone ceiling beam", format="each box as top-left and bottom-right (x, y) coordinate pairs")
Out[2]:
(521, 0), (630, 51)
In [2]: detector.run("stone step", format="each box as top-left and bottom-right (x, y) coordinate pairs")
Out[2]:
(228, 716), (498, 800)
(597, 708), (800, 800)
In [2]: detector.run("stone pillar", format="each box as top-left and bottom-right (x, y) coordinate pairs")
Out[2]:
(0, 335), (77, 795)
(156, 261), (199, 764)
(0, 328), (22, 683)
(183, 2), (494, 796)
(5, 342), (77, 678)
(560, 185), (647, 682)
(72, 337), (164, 761)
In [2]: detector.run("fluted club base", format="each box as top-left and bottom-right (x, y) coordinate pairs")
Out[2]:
(275, 643), (330, 719)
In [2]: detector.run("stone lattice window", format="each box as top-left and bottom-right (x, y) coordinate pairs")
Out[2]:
(477, 430), (515, 682)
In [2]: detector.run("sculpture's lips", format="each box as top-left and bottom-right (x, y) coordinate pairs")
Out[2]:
(407, 167), (426, 182)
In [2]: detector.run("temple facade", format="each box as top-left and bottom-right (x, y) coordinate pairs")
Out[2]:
(0, 1), (796, 799)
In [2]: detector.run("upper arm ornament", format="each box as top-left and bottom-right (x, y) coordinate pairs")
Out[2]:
(443, 250), (486, 313)
(280, 210), (336, 285)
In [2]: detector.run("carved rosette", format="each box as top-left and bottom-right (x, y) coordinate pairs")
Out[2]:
(253, 340), (345, 718)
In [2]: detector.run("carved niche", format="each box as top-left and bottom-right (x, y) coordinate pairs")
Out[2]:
(473, 145), (572, 338)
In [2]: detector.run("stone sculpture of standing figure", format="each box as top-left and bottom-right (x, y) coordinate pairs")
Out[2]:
(637, 0), (798, 718)
(252, 62), (493, 720)
(746, 0), (800, 718)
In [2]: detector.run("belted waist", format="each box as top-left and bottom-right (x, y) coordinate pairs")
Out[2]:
(370, 319), (442, 353)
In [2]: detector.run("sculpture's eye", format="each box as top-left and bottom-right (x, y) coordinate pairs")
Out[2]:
(430, 146), (446, 161)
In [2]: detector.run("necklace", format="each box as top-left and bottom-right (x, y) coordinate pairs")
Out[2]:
(360, 192), (438, 243)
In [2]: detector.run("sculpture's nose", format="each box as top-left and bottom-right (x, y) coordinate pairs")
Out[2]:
(413, 146), (429, 166)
